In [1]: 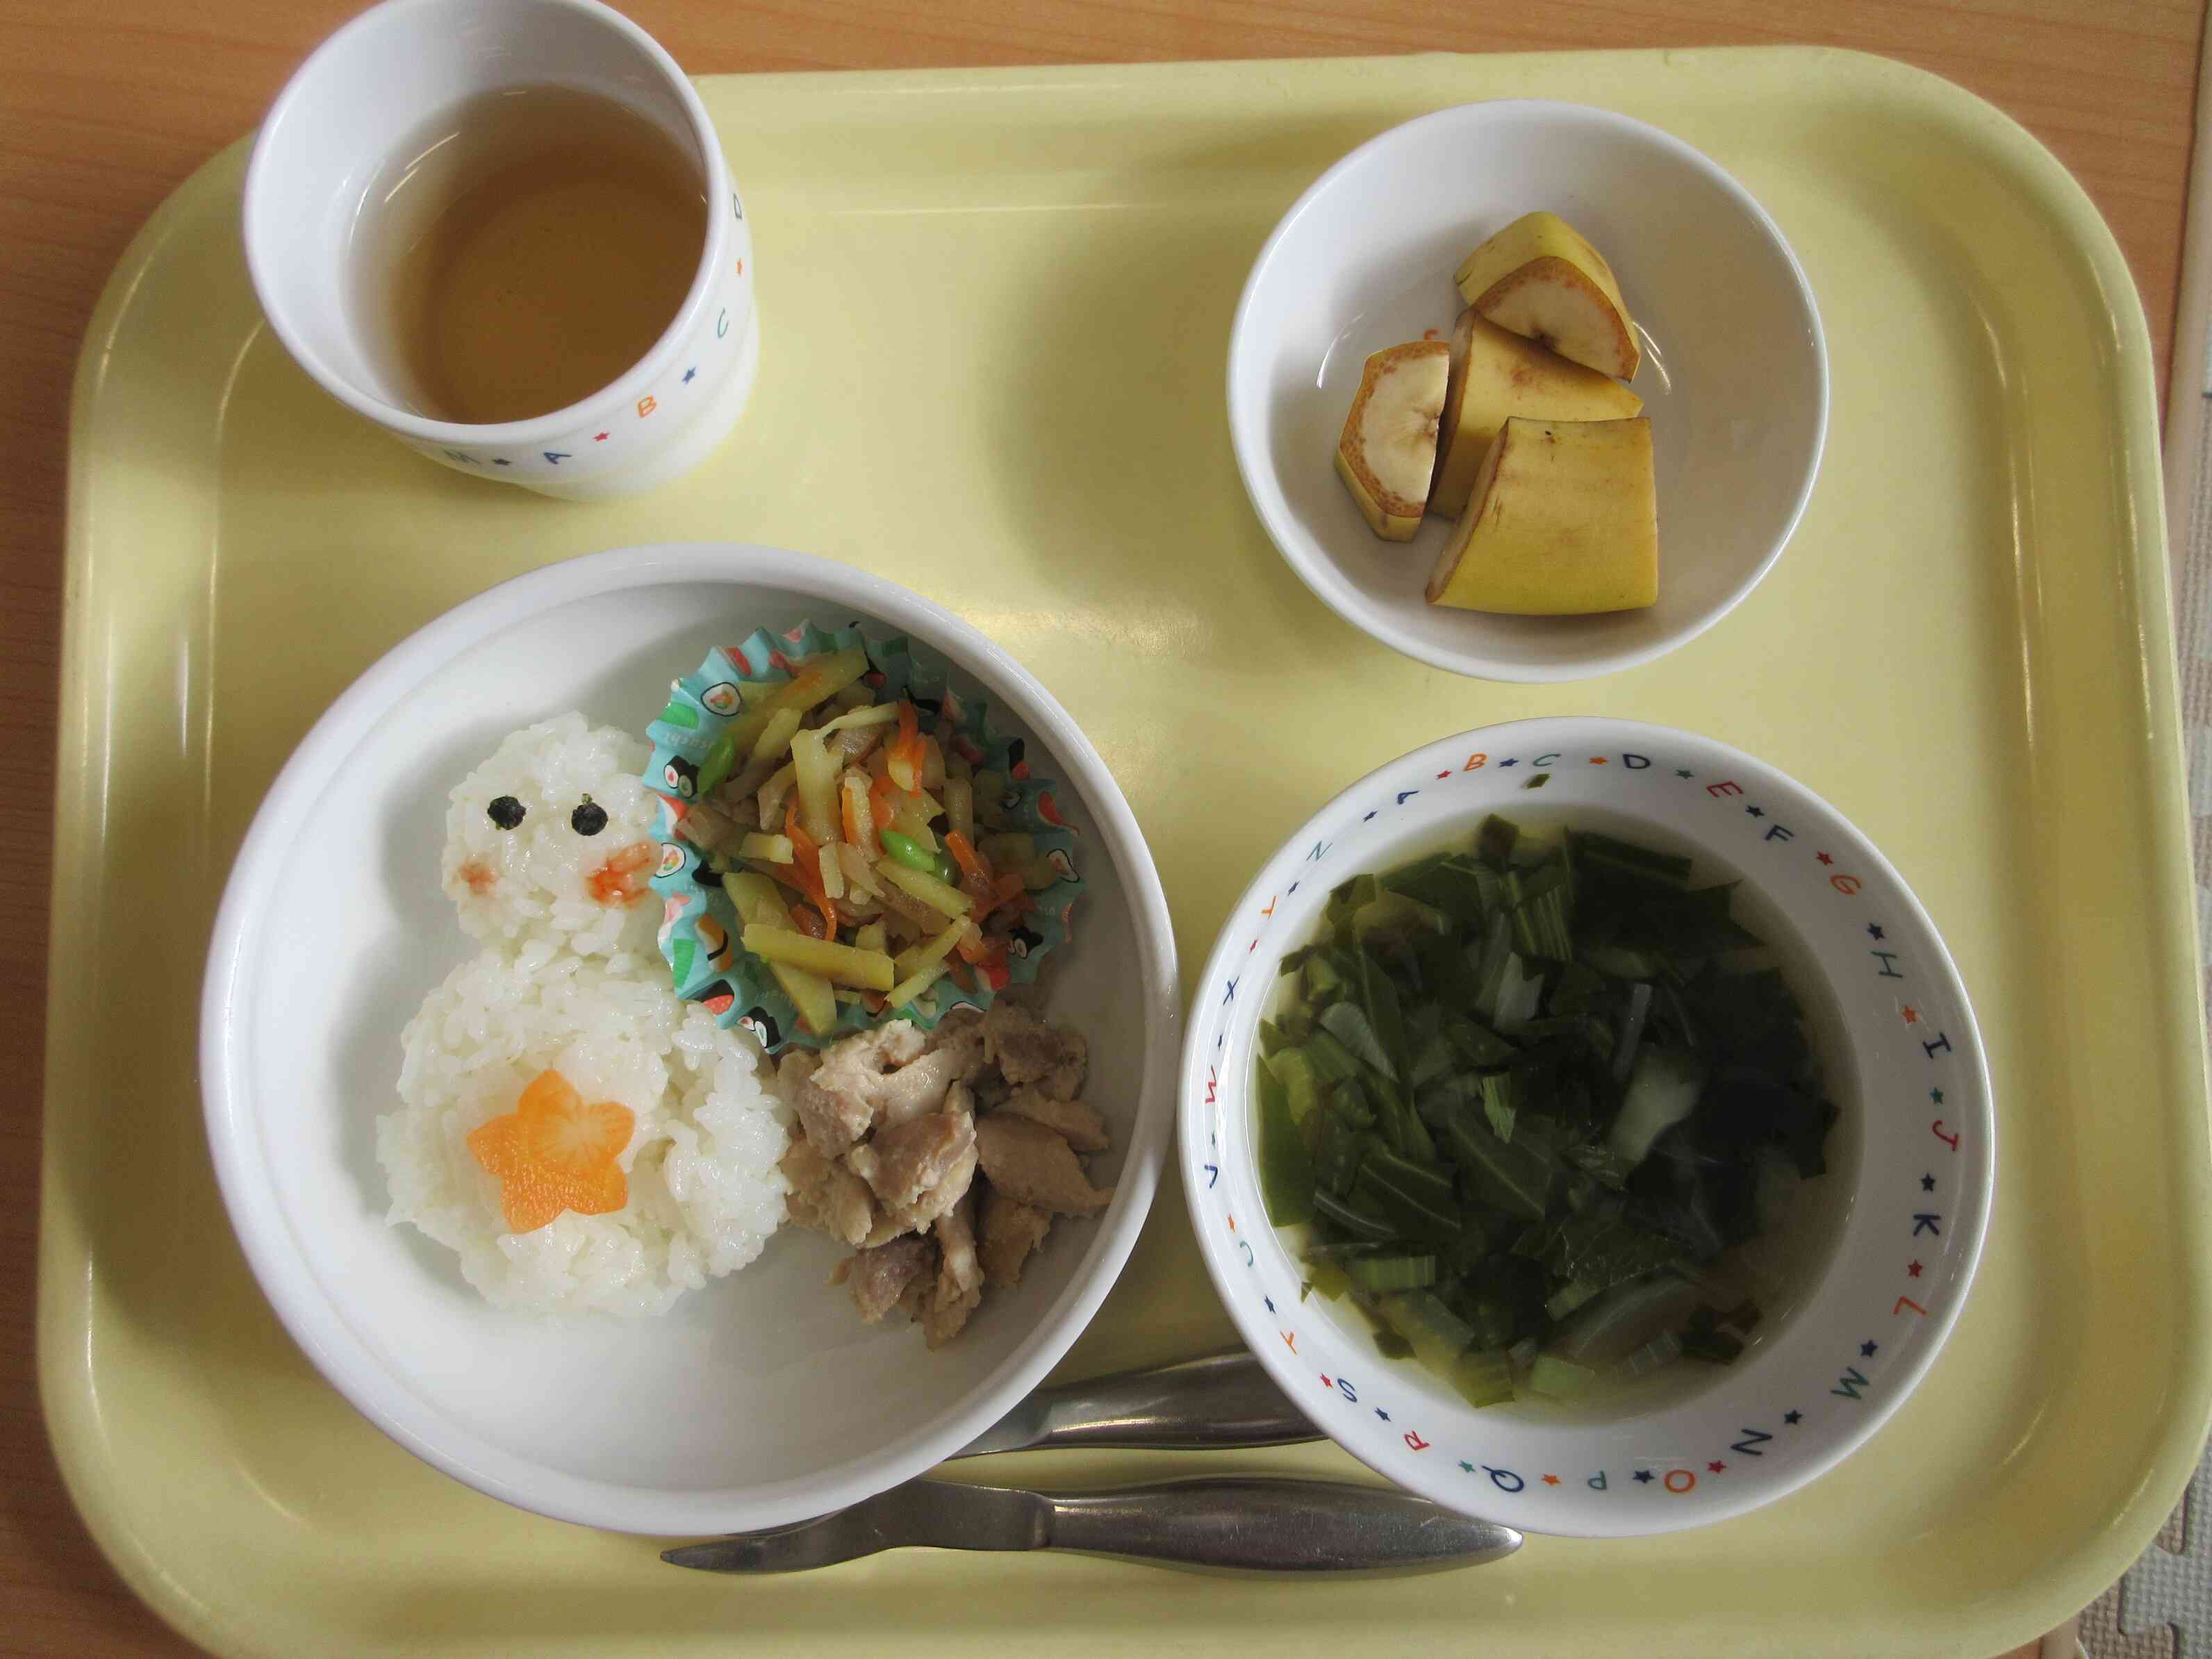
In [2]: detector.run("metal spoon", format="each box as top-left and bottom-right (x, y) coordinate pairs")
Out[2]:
(662, 1476), (1521, 1574)
(950, 1348), (1321, 1458)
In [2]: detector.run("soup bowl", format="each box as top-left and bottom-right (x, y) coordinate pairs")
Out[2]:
(1180, 716), (1990, 1536)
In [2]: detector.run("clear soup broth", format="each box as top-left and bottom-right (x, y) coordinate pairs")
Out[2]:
(1254, 805), (1858, 1423)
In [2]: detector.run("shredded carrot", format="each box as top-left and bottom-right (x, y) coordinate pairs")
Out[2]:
(886, 700), (922, 791)
(840, 777), (864, 848)
(941, 830), (998, 910)
(943, 830), (987, 884)
(869, 774), (898, 845)
(985, 871), (1028, 919)
(466, 1070), (634, 1234)
(782, 802), (839, 934)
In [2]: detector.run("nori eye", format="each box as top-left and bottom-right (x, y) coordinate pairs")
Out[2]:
(571, 798), (609, 836)
(486, 795), (526, 830)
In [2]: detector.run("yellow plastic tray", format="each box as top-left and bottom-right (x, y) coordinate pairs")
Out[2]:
(42, 48), (2204, 1658)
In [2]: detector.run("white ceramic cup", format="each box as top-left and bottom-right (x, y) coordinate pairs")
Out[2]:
(242, 0), (758, 501)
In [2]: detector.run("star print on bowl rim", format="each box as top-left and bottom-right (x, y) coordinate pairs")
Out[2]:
(1180, 716), (1992, 1537)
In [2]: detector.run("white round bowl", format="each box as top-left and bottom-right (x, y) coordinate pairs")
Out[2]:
(1180, 718), (1990, 1536)
(200, 543), (1179, 1535)
(1226, 101), (1827, 682)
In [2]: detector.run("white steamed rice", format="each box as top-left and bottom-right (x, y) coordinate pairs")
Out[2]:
(379, 949), (793, 1316)
(440, 713), (662, 962)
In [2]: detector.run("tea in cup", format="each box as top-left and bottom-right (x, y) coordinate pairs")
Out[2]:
(245, 0), (756, 500)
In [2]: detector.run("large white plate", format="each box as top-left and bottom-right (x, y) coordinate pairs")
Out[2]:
(200, 543), (1180, 1535)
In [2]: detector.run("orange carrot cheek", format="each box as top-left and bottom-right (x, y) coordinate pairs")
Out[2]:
(588, 841), (654, 905)
(458, 859), (497, 895)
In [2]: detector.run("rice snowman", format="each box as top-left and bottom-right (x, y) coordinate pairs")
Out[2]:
(438, 711), (663, 967)
(377, 713), (791, 1317)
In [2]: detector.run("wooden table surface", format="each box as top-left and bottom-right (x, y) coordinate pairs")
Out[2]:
(0, 2), (2200, 1653)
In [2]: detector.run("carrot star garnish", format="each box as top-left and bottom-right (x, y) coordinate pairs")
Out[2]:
(467, 1070), (634, 1233)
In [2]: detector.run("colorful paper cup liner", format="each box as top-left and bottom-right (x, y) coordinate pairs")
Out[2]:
(641, 620), (1084, 1052)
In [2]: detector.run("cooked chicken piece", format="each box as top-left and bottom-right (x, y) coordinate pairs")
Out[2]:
(845, 1109), (978, 1232)
(993, 1087), (1109, 1153)
(833, 1235), (934, 1323)
(778, 1137), (883, 1248)
(779, 1048), (875, 1159)
(908, 1141), (977, 1234)
(850, 1203), (913, 1247)
(795, 1020), (930, 1150)
(974, 1114), (1112, 1216)
(921, 1285), (981, 1348)
(780, 1135), (828, 1212)
(791, 1000), (1111, 1348)
(933, 1004), (985, 1040)
(788, 1018), (983, 1157)
(920, 1188), (984, 1348)
(979, 1184), (1054, 1290)
(930, 1015), (988, 1064)
(870, 1024), (985, 1130)
(935, 1187), (982, 1306)
(907, 1150), (987, 1239)
(982, 1001), (1087, 1100)
(895, 1268), (935, 1323)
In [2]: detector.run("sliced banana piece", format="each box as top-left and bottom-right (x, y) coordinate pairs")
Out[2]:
(1332, 340), (1451, 541)
(1431, 308), (1644, 518)
(1454, 211), (1640, 381)
(1427, 415), (1658, 615)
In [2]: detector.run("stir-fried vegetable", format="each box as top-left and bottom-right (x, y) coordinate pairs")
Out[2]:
(675, 650), (1043, 1035)
(1256, 814), (1836, 1408)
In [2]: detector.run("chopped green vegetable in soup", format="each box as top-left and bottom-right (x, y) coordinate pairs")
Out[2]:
(1256, 814), (1838, 1409)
